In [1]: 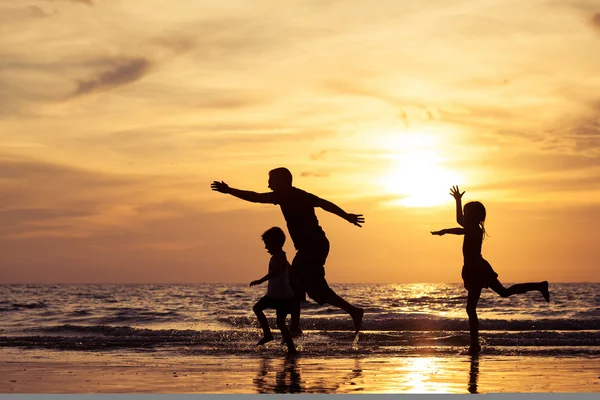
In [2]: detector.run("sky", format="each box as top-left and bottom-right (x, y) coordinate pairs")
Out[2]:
(1, 0), (599, 283)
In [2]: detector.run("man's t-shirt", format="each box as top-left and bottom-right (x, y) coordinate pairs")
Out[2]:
(268, 187), (327, 250)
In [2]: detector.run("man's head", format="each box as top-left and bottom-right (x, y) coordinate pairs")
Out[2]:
(268, 167), (293, 192)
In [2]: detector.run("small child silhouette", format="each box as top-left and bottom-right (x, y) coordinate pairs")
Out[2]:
(250, 227), (297, 354)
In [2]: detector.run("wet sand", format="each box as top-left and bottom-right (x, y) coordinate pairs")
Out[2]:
(1, 349), (599, 393)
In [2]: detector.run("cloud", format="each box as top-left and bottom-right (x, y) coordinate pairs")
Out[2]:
(0, 208), (95, 239)
(69, 126), (336, 163)
(310, 150), (328, 160)
(0, 155), (176, 238)
(45, 0), (94, 5)
(70, 58), (151, 97)
(323, 79), (442, 126)
(471, 166), (600, 193)
(300, 171), (330, 178)
(0, 5), (54, 22)
(593, 13), (600, 30)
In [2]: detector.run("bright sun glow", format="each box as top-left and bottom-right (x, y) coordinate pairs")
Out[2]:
(378, 131), (463, 208)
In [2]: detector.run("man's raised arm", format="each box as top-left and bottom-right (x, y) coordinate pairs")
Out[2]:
(314, 196), (365, 227)
(211, 181), (274, 204)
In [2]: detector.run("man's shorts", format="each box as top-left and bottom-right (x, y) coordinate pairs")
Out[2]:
(291, 238), (335, 305)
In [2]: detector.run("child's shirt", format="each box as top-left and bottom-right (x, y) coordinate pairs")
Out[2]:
(267, 250), (294, 299)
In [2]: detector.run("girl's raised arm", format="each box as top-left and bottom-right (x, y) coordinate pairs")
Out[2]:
(450, 185), (465, 226)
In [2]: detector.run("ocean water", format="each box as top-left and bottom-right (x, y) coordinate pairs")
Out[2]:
(1, 283), (599, 358)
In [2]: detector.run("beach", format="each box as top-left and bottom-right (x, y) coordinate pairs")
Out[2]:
(1, 283), (599, 394)
(2, 349), (599, 394)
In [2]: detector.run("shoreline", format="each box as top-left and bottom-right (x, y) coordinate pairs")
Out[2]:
(2, 351), (599, 394)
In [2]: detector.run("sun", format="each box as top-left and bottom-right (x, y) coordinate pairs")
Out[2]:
(378, 131), (463, 207)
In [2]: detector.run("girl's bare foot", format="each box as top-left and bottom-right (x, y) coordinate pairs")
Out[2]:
(257, 333), (274, 345)
(467, 344), (482, 355)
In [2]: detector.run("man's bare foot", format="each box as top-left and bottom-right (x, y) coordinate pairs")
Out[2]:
(287, 347), (298, 356)
(467, 344), (481, 355)
(257, 333), (274, 345)
(541, 281), (550, 303)
(351, 307), (364, 334)
(290, 328), (303, 338)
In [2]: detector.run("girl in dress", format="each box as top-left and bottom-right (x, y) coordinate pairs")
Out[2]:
(431, 186), (550, 354)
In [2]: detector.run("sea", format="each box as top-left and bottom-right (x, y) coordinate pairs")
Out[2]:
(1, 283), (599, 358)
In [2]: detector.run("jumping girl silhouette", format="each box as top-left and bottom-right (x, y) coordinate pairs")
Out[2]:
(431, 185), (550, 354)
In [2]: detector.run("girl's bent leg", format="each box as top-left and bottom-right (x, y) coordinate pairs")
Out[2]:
(490, 279), (550, 302)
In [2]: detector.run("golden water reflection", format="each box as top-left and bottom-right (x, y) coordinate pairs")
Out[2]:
(252, 355), (478, 394)
(376, 357), (457, 393)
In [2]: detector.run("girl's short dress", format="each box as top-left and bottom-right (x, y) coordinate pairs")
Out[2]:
(461, 258), (498, 291)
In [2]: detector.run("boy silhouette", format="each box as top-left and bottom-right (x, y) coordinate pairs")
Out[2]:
(212, 167), (364, 334)
(250, 227), (296, 354)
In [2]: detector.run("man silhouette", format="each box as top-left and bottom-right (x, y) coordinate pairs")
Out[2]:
(212, 167), (364, 334)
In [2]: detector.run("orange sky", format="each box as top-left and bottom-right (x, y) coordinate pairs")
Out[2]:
(1, 0), (599, 283)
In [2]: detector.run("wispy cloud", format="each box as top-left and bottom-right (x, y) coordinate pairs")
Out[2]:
(310, 150), (328, 160)
(300, 171), (330, 178)
(592, 12), (600, 30)
(44, 0), (94, 6)
(70, 57), (151, 97)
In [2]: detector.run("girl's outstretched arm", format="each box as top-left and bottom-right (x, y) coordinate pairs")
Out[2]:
(431, 228), (465, 235)
(450, 185), (465, 226)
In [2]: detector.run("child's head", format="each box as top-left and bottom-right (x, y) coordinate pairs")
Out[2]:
(261, 226), (286, 254)
(268, 167), (293, 192)
(463, 201), (486, 226)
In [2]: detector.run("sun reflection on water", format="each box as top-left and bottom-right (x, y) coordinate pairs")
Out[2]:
(378, 357), (456, 393)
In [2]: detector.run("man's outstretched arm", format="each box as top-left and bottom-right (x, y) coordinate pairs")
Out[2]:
(211, 181), (274, 204)
(314, 197), (365, 227)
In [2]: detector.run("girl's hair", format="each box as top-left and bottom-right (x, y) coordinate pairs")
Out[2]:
(464, 201), (487, 237)
(261, 226), (286, 248)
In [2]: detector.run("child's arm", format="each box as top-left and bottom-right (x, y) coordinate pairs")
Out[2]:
(314, 197), (365, 227)
(249, 255), (285, 286)
(211, 181), (275, 204)
(431, 227), (465, 235)
(450, 185), (465, 227)
(250, 274), (270, 286)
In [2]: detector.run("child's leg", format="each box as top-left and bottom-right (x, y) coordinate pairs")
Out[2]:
(489, 280), (550, 302)
(466, 288), (482, 352)
(276, 313), (297, 354)
(253, 296), (274, 345)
